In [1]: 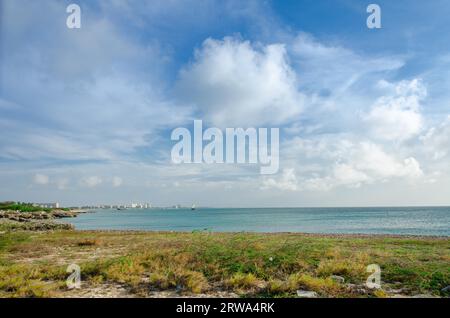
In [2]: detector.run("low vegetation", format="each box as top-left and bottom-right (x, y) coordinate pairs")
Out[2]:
(0, 230), (448, 298)
(0, 220), (73, 232)
(0, 202), (70, 213)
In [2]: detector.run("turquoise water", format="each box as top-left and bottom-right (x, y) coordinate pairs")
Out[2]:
(67, 207), (450, 236)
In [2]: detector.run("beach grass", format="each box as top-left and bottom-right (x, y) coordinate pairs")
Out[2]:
(0, 230), (448, 298)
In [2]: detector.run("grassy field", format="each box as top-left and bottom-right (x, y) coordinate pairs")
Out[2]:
(0, 230), (448, 298)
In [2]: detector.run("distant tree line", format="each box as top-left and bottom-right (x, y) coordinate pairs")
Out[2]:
(0, 202), (69, 212)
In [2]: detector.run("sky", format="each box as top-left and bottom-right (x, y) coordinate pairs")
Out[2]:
(1, 0), (450, 207)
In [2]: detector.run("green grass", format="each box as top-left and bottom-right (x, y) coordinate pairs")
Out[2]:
(0, 202), (52, 213)
(0, 231), (448, 298)
(0, 202), (70, 213)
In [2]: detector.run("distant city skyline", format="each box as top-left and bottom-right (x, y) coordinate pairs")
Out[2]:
(1, 1), (450, 207)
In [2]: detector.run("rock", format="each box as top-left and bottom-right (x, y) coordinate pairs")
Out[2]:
(357, 288), (368, 294)
(52, 210), (78, 218)
(345, 283), (368, 295)
(296, 290), (318, 298)
(0, 209), (79, 223)
(346, 283), (356, 289)
(0, 219), (74, 231)
(330, 275), (345, 284)
(255, 281), (267, 290)
(390, 294), (409, 298)
(387, 288), (404, 294)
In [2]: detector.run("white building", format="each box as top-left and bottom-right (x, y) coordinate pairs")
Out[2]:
(34, 202), (60, 209)
(130, 203), (151, 209)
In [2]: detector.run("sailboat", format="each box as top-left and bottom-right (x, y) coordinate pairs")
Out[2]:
(191, 204), (196, 211)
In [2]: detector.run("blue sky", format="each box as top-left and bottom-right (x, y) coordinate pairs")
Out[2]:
(1, 0), (450, 207)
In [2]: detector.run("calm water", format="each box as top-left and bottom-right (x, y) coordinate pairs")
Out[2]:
(67, 207), (450, 236)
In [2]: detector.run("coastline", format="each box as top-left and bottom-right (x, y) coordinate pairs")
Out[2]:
(61, 228), (450, 239)
(0, 209), (79, 232)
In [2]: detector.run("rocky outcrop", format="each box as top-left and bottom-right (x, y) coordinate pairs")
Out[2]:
(0, 209), (78, 232)
(330, 275), (345, 284)
(0, 209), (79, 222)
(296, 290), (318, 298)
(0, 219), (74, 231)
(51, 210), (79, 218)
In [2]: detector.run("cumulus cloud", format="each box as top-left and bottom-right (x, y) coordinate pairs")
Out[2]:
(332, 164), (371, 188)
(268, 138), (424, 192)
(56, 178), (69, 190)
(342, 142), (423, 182)
(364, 79), (426, 142)
(33, 173), (69, 190)
(112, 176), (123, 187)
(33, 174), (49, 185)
(262, 168), (298, 191)
(81, 176), (103, 188)
(177, 36), (304, 126)
(421, 115), (450, 160)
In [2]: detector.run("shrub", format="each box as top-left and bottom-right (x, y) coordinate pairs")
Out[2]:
(77, 239), (100, 247)
(288, 273), (341, 295)
(226, 272), (262, 290)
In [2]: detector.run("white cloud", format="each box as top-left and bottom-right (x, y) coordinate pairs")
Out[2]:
(421, 115), (450, 160)
(332, 164), (370, 188)
(273, 138), (424, 192)
(112, 176), (123, 187)
(1, 131), (115, 161)
(56, 178), (69, 190)
(364, 79), (426, 141)
(262, 168), (298, 191)
(177, 36), (304, 126)
(0, 0), (191, 163)
(282, 33), (407, 142)
(33, 173), (49, 185)
(290, 33), (404, 93)
(347, 142), (423, 180)
(81, 176), (103, 188)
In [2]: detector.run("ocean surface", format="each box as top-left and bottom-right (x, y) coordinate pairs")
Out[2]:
(67, 207), (450, 236)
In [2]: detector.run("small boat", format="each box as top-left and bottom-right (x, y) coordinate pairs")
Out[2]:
(191, 204), (196, 211)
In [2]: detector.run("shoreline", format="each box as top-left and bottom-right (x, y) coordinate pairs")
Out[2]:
(0, 209), (83, 232)
(66, 228), (450, 239)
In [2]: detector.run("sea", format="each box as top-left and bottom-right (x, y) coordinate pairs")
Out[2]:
(67, 206), (450, 236)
